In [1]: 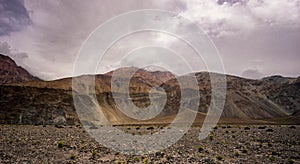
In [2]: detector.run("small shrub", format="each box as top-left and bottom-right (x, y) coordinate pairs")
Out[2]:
(57, 141), (64, 148)
(213, 126), (218, 130)
(244, 127), (250, 130)
(234, 151), (239, 156)
(70, 154), (76, 160)
(258, 126), (266, 129)
(198, 146), (204, 152)
(136, 127), (140, 130)
(147, 127), (154, 130)
(289, 126), (296, 129)
(92, 150), (97, 158)
(269, 156), (275, 161)
(144, 158), (149, 164)
(155, 151), (164, 157)
(287, 158), (295, 164)
(166, 155), (172, 160)
(209, 135), (214, 140)
(225, 130), (229, 134)
(134, 156), (141, 162)
(242, 149), (248, 154)
(266, 128), (273, 132)
(271, 151), (277, 155)
(216, 155), (223, 160)
(268, 143), (273, 147)
(55, 124), (63, 128)
(227, 126), (232, 128)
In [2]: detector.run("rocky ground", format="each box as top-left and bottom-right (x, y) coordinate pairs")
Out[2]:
(0, 125), (299, 163)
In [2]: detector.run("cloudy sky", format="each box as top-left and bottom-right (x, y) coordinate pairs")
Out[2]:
(0, 0), (299, 80)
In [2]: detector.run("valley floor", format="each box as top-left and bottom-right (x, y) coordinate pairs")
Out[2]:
(0, 125), (299, 163)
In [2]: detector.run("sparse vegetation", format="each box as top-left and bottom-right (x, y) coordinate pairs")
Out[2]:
(54, 124), (63, 128)
(234, 151), (239, 156)
(269, 155), (275, 161)
(1, 125), (299, 163)
(70, 154), (76, 160)
(57, 141), (64, 148)
(244, 127), (250, 130)
(268, 143), (273, 147)
(242, 148), (248, 154)
(147, 127), (154, 130)
(134, 156), (141, 162)
(198, 146), (204, 152)
(287, 158), (295, 164)
(166, 155), (172, 161)
(92, 150), (97, 158)
(216, 155), (223, 160)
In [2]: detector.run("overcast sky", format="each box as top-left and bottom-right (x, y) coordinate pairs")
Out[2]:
(0, 0), (299, 80)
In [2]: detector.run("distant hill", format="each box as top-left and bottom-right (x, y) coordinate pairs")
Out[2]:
(0, 56), (299, 125)
(0, 54), (39, 84)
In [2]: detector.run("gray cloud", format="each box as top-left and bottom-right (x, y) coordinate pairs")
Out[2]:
(0, 0), (31, 36)
(242, 68), (265, 79)
(0, 0), (299, 80)
(180, 0), (300, 38)
(0, 42), (29, 65)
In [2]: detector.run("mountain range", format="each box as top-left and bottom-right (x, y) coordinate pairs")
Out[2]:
(0, 54), (299, 125)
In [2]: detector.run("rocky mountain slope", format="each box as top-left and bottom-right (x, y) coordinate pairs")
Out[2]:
(0, 54), (39, 84)
(0, 56), (299, 125)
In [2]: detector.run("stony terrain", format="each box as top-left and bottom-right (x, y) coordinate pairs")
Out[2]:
(0, 125), (299, 163)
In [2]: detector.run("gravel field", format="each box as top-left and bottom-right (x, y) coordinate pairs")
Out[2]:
(0, 125), (299, 163)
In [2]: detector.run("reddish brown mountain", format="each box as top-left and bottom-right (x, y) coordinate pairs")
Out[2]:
(0, 54), (39, 84)
(0, 57), (299, 125)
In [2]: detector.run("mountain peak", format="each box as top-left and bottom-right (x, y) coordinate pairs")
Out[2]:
(0, 54), (39, 85)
